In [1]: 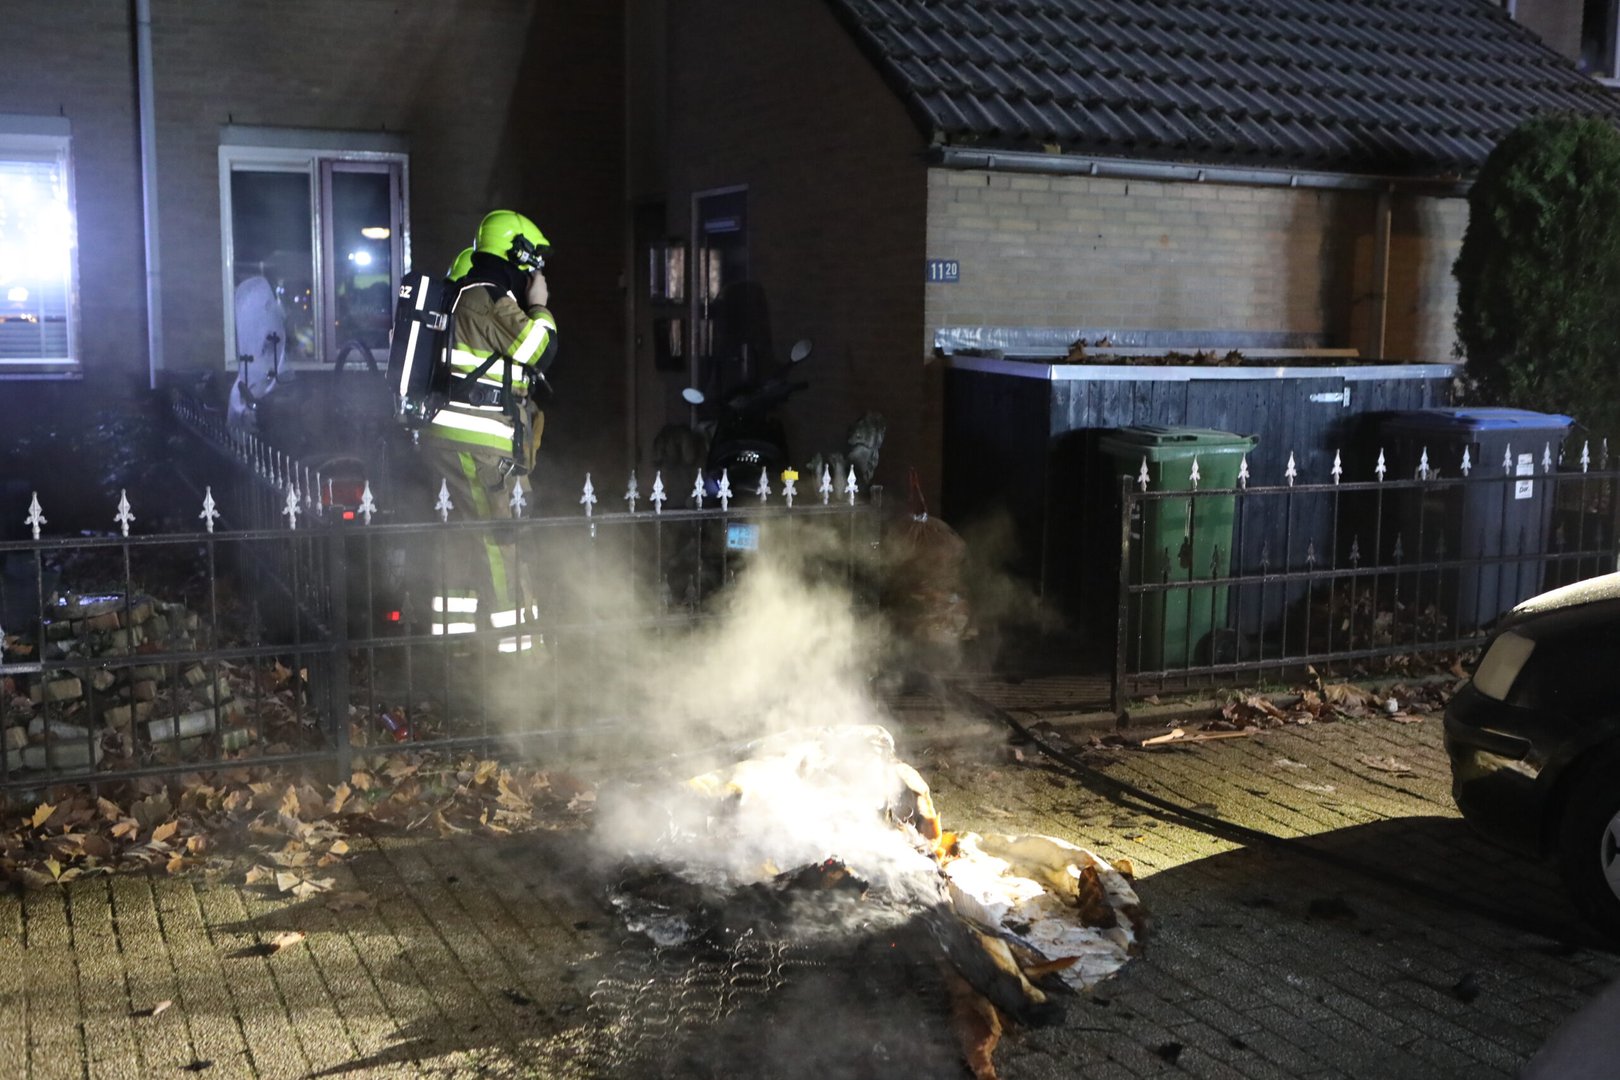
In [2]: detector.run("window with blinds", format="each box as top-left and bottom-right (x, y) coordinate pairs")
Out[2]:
(0, 132), (76, 375)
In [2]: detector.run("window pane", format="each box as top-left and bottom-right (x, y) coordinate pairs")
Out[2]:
(230, 169), (317, 364)
(0, 155), (72, 363)
(330, 170), (394, 352)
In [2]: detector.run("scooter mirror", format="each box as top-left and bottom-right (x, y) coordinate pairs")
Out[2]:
(789, 339), (813, 364)
(681, 387), (706, 406)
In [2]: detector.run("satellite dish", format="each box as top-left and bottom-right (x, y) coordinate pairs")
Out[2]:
(681, 387), (706, 406)
(229, 276), (287, 431)
(789, 339), (813, 364)
(234, 277), (286, 390)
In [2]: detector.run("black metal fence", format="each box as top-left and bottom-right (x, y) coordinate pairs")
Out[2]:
(0, 400), (879, 793)
(1112, 448), (1620, 707)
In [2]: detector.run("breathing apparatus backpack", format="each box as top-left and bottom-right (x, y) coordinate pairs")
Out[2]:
(386, 271), (453, 429)
(385, 273), (545, 473)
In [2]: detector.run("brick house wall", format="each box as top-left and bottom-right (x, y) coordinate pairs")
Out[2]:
(924, 169), (1466, 363)
(0, 1), (626, 467)
(652, 0), (930, 496)
(0, 2), (145, 393)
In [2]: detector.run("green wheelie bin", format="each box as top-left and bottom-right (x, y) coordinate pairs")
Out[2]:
(1099, 426), (1258, 671)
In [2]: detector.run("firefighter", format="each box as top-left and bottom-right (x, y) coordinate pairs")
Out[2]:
(424, 211), (558, 652)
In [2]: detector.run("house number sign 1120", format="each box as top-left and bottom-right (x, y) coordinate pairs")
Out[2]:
(927, 259), (960, 283)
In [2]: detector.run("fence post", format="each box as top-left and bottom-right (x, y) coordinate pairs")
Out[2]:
(324, 525), (352, 781)
(1112, 474), (1134, 714)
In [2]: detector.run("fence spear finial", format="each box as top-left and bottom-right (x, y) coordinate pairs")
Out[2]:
(510, 478), (527, 518)
(757, 468), (771, 503)
(1331, 450), (1343, 484)
(1189, 455), (1201, 490)
(1543, 442), (1553, 473)
(1582, 440), (1592, 474)
(1375, 448), (1387, 481)
(1418, 447), (1430, 481)
(280, 484), (299, 530)
(358, 481), (376, 525)
(1460, 447), (1471, 477)
(25, 492), (45, 540)
(200, 487), (220, 533)
(115, 490), (136, 538)
(1285, 452), (1298, 487)
(691, 469), (706, 509)
(820, 464), (834, 505)
(1137, 456), (1150, 491)
(435, 479), (453, 522)
(625, 470), (640, 514)
(1238, 455), (1249, 489)
(581, 473), (598, 517)
(717, 469), (732, 511)
(783, 469), (798, 508)
(845, 465), (859, 506)
(1503, 444), (1513, 472)
(652, 471), (667, 514)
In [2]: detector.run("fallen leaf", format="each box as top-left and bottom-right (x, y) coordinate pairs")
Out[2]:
(227, 930), (305, 959)
(1357, 754), (1416, 776)
(130, 794), (173, 834)
(96, 797), (123, 822)
(30, 803), (57, 830)
(151, 820), (179, 845)
(290, 877), (334, 900)
(327, 783), (351, 815)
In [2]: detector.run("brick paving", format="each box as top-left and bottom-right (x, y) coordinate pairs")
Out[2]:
(2, 695), (1615, 1078)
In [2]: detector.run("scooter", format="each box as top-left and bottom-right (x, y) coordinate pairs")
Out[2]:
(682, 338), (813, 500)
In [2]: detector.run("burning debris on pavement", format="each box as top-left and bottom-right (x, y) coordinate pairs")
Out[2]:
(595, 724), (1145, 1079)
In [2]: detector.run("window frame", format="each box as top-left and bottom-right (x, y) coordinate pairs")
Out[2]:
(218, 129), (410, 371)
(0, 115), (80, 380)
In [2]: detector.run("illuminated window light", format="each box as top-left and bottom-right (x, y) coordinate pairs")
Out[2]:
(348, 250), (373, 267)
(360, 226), (390, 240)
(5, 286), (25, 303)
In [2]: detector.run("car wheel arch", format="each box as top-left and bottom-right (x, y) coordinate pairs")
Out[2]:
(1540, 738), (1620, 856)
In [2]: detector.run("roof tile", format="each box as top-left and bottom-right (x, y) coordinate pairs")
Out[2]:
(829, 0), (1620, 174)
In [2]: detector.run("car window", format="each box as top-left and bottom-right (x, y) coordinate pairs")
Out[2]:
(1507, 625), (1620, 714)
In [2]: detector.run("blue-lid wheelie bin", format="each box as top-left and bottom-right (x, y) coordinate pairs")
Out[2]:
(1378, 408), (1573, 633)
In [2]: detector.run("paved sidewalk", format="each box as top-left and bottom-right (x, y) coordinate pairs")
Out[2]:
(2, 700), (1614, 1079)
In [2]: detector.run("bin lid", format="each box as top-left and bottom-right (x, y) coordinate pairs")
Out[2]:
(1381, 407), (1574, 434)
(1098, 425), (1258, 457)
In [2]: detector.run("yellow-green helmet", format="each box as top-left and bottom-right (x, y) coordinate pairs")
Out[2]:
(448, 247), (474, 280)
(475, 210), (549, 272)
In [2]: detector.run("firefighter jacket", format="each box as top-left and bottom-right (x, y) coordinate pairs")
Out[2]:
(428, 253), (558, 453)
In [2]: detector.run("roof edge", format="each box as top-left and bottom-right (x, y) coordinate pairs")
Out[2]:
(932, 145), (1471, 196)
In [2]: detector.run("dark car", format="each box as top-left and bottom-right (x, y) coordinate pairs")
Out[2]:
(1445, 571), (1620, 937)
